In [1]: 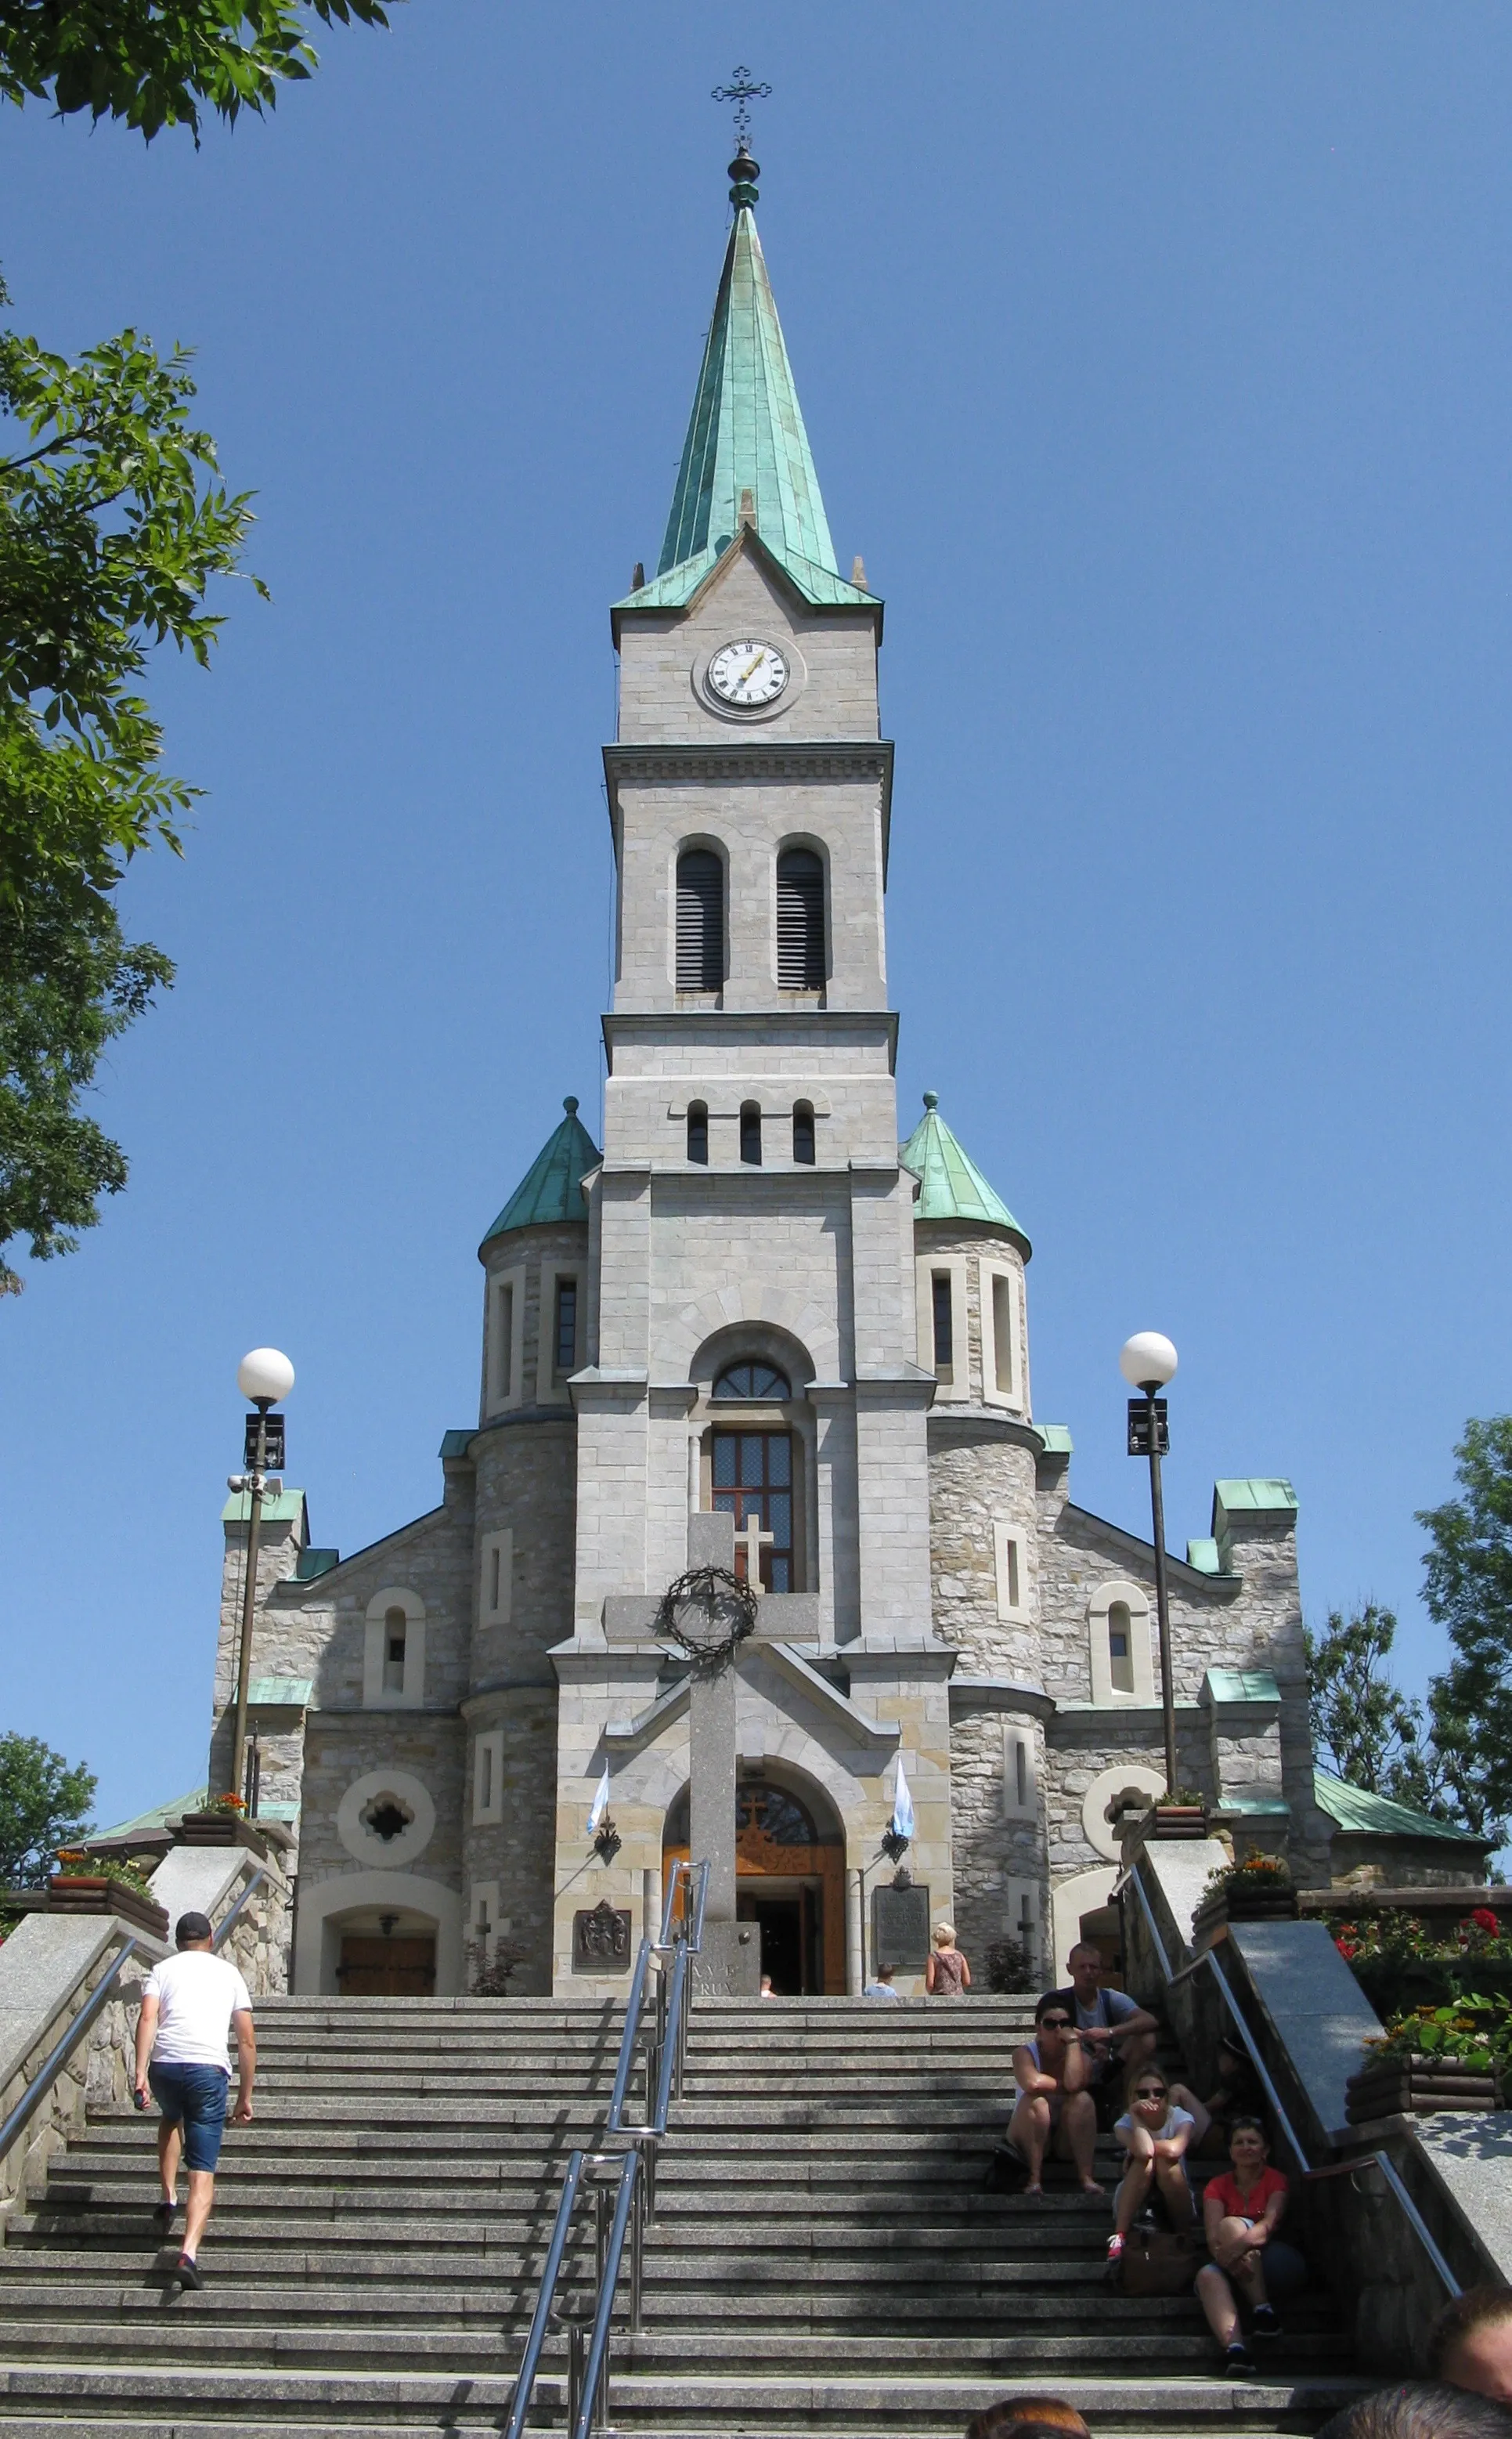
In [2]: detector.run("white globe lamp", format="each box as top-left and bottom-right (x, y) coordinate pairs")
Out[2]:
(1119, 1331), (1178, 1393)
(237, 1346), (295, 1406)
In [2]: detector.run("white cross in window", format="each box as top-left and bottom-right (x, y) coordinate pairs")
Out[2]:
(734, 1512), (775, 1593)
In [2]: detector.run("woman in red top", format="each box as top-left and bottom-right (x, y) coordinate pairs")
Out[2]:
(1196, 2118), (1308, 2376)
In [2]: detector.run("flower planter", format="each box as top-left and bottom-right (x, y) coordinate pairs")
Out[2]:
(1193, 1888), (1298, 1945)
(177, 1814), (271, 1858)
(46, 1877), (169, 1941)
(1346, 2054), (1503, 2123)
(1149, 1805), (1210, 1841)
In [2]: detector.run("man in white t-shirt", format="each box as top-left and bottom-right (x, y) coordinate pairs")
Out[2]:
(133, 1910), (255, 2289)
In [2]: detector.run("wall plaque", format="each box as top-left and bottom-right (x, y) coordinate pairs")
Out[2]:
(871, 1881), (931, 1976)
(572, 1900), (633, 1973)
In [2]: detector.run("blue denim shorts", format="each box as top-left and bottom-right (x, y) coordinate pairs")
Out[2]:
(149, 2062), (229, 2171)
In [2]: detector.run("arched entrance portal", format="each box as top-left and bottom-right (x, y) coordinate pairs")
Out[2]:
(663, 1772), (846, 1994)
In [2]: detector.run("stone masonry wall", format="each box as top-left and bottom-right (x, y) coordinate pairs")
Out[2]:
(948, 1703), (1048, 1981)
(460, 1685), (558, 1996)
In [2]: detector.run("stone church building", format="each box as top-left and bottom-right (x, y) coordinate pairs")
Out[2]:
(207, 149), (1465, 2002)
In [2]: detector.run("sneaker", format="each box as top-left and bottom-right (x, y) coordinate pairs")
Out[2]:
(1251, 2303), (1281, 2339)
(1106, 2232), (1125, 2262)
(1225, 2341), (1257, 2378)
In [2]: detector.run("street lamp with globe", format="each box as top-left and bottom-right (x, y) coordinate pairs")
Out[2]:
(227, 1348), (294, 1810)
(1119, 1332), (1179, 1800)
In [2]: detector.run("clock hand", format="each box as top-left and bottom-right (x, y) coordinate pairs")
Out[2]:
(738, 649), (769, 685)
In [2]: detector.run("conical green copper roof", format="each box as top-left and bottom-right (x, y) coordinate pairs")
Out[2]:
(616, 169), (871, 615)
(482, 1098), (601, 1244)
(900, 1093), (1028, 1248)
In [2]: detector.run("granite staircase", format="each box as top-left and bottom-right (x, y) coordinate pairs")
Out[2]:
(0, 1993), (1362, 2436)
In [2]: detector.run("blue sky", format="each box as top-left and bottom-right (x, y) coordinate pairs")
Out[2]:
(3, 6), (1510, 1830)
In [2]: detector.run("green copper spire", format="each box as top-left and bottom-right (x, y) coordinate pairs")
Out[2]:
(618, 152), (872, 614)
(900, 1093), (1029, 1252)
(482, 1097), (601, 1244)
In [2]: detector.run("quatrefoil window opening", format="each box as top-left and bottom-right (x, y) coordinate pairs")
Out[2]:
(360, 1794), (415, 1845)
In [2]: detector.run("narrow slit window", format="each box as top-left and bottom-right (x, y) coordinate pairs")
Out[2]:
(991, 1273), (1016, 1397)
(676, 849), (723, 991)
(554, 1278), (578, 1377)
(1015, 1740), (1028, 1809)
(776, 848), (825, 989)
(932, 1274), (954, 1378)
(489, 1543), (501, 1613)
(1108, 1599), (1135, 1694)
(792, 1101), (815, 1164)
(495, 1283), (514, 1400)
(478, 1742), (493, 1815)
(740, 1102), (762, 1165)
(383, 1608), (406, 1693)
(687, 1102), (709, 1164)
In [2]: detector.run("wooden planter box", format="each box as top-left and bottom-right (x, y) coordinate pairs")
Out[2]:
(178, 1814), (270, 1858)
(1193, 1885), (1298, 1942)
(1149, 1805), (1210, 1841)
(45, 1877), (169, 1940)
(1346, 2054), (1503, 2123)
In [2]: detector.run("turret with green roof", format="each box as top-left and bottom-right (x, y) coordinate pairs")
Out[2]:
(481, 1097), (601, 1248)
(900, 1092), (1029, 1258)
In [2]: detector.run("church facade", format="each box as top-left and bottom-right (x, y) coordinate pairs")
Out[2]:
(209, 150), (1342, 2001)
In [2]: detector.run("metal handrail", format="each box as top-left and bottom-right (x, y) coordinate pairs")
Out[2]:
(0, 1858), (267, 2173)
(1123, 1853), (1461, 2299)
(0, 1937), (142, 2168)
(504, 1859), (709, 2439)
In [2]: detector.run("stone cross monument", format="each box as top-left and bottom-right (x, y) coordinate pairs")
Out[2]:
(674, 1511), (786, 1997)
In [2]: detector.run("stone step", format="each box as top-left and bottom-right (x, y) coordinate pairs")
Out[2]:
(0, 2285), (1247, 2332)
(0, 2322), (1351, 2376)
(0, 2365), (1368, 2434)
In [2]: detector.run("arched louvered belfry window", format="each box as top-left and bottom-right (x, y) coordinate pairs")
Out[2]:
(792, 1101), (816, 1164)
(687, 1102), (709, 1164)
(676, 849), (724, 991)
(776, 848), (825, 991)
(740, 1102), (762, 1165)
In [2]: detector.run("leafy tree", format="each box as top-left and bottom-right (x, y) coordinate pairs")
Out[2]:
(1, 288), (263, 1294)
(1417, 1417), (1512, 1845)
(0, 1730), (96, 1885)
(0, 0), (394, 143)
(1305, 1602), (1424, 1794)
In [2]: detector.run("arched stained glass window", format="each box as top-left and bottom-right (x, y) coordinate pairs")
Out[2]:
(713, 1361), (791, 1400)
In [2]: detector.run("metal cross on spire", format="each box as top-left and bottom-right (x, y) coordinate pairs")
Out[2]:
(712, 65), (771, 153)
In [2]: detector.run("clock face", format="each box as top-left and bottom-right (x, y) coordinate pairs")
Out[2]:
(706, 638), (790, 708)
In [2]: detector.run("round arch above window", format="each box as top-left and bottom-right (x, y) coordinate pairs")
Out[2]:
(713, 1360), (791, 1401)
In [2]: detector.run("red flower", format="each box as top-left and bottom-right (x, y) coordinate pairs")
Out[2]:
(1336, 1939), (1358, 1960)
(1472, 1908), (1499, 1935)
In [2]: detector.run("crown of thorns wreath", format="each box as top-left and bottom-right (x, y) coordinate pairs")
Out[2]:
(653, 1566), (759, 1669)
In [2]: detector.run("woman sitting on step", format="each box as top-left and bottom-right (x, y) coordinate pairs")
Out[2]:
(1105, 2061), (1210, 2266)
(1193, 2115), (1308, 2376)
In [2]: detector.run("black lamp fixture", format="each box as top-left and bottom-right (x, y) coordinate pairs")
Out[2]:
(593, 1814), (622, 1865)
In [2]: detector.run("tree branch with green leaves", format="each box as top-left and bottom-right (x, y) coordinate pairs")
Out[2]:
(0, 0), (395, 143)
(0, 284), (262, 1293)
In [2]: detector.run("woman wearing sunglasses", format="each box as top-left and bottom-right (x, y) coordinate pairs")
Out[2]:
(1006, 1994), (1103, 2198)
(1106, 2063), (1210, 2264)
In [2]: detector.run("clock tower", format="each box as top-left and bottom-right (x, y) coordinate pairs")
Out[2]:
(550, 143), (954, 1986)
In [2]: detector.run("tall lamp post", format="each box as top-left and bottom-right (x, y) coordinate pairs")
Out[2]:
(228, 1347), (294, 1809)
(1120, 1331), (1179, 1800)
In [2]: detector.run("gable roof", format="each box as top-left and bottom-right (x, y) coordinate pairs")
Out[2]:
(615, 181), (872, 616)
(899, 1093), (1028, 1250)
(482, 1097), (601, 1244)
(1314, 1767), (1492, 1848)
